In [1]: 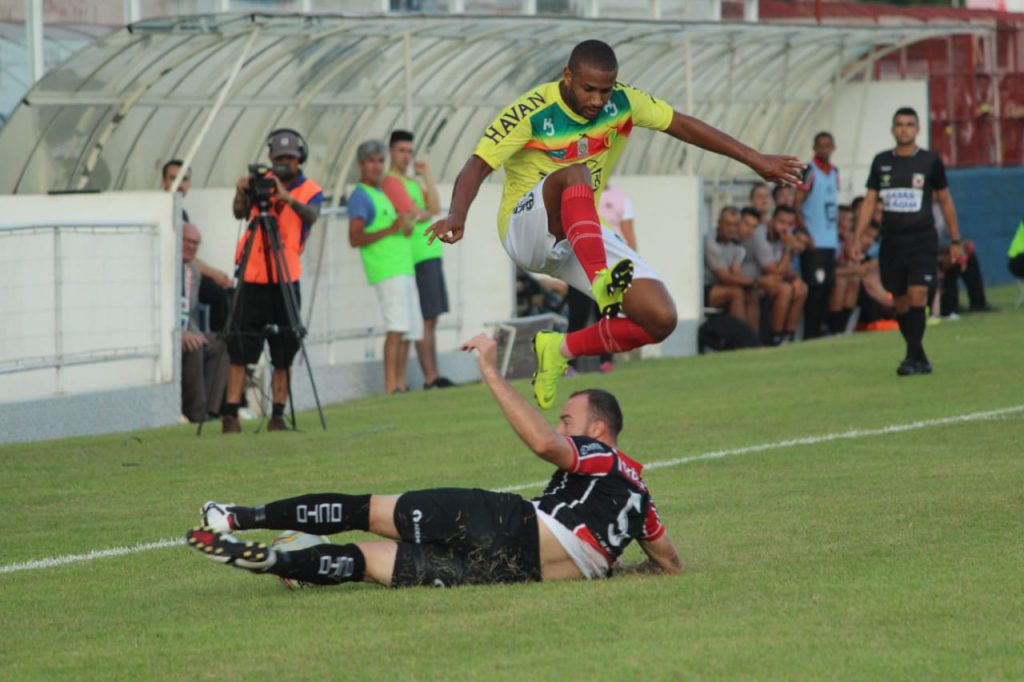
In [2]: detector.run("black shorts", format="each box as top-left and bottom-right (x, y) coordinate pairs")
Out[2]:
(879, 230), (938, 296)
(392, 488), (541, 587)
(414, 257), (449, 320)
(799, 248), (836, 289)
(226, 282), (301, 367)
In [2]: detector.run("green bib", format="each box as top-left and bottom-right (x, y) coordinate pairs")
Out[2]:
(1009, 219), (1024, 259)
(355, 183), (414, 285)
(390, 172), (442, 264)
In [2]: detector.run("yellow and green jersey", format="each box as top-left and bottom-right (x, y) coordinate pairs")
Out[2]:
(473, 80), (674, 239)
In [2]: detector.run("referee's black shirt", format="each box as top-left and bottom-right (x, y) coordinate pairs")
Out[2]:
(866, 148), (948, 234)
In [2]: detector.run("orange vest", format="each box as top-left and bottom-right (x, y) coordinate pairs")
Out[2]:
(235, 175), (322, 284)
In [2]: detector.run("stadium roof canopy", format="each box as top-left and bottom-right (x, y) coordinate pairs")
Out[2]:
(0, 13), (986, 200)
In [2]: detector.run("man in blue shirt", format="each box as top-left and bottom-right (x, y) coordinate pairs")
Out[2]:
(794, 131), (840, 340)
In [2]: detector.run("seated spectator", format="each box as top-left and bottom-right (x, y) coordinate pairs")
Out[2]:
(828, 227), (861, 334)
(348, 140), (419, 395)
(516, 269), (568, 318)
(772, 183), (794, 210)
(934, 203), (995, 316)
(704, 207), (755, 327)
(854, 223), (896, 327)
(750, 206), (807, 345)
(749, 183), (772, 222)
(738, 207), (763, 332)
(1009, 216), (1024, 279)
(181, 223), (228, 422)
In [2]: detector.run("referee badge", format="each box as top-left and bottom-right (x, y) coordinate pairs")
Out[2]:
(912, 173), (926, 188)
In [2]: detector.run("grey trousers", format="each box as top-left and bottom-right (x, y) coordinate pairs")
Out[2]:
(182, 336), (228, 422)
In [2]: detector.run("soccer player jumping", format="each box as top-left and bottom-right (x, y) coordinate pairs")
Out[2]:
(428, 40), (805, 409)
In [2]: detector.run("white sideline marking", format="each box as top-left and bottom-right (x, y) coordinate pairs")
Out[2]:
(497, 404), (1024, 493)
(2, 404), (1021, 576)
(0, 538), (183, 575)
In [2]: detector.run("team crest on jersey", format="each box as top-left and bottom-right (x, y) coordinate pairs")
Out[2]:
(881, 173), (891, 187)
(912, 173), (926, 188)
(577, 137), (589, 158)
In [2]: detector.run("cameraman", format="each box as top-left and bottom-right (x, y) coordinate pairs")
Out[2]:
(222, 130), (323, 434)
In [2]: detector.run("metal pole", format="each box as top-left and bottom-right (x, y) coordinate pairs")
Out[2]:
(404, 32), (413, 130)
(53, 227), (64, 394)
(25, 0), (44, 84)
(650, 0), (661, 20)
(684, 37), (694, 173)
(170, 27), (261, 195)
(744, 0), (758, 22)
(522, 0), (537, 15)
(988, 30), (1003, 166)
(123, 0), (141, 24)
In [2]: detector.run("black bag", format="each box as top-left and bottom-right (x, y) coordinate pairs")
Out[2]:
(698, 314), (761, 353)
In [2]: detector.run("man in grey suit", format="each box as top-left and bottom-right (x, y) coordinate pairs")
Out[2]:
(182, 223), (228, 423)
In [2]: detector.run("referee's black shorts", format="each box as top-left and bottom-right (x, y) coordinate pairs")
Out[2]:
(879, 229), (938, 296)
(392, 488), (541, 586)
(226, 282), (301, 368)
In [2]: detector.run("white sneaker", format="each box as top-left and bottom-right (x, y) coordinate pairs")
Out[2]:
(201, 501), (239, 532)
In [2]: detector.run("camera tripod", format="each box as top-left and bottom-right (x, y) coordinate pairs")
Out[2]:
(197, 200), (326, 435)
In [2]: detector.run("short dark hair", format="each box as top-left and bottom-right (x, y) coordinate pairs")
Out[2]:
(389, 130), (414, 148)
(162, 159), (184, 180)
(741, 207), (761, 221)
(838, 204), (852, 213)
(719, 205), (739, 219)
(893, 107), (919, 122)
(851, 196), (864, 214)
(773, 205), (796, 219)
(571, 388), (623, 438)
(771, 184), (790, 204)
(749, 182), (768, 200)
(813, 131), (834, 145)
(568, 39), (618, 73)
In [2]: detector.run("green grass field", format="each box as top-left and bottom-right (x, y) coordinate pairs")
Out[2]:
(2, 286), (1022, 681)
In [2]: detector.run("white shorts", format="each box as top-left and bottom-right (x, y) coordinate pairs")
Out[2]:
(531, 503), (610, 580)
(501, 175), (662, 298)
(373, 274), (423, 341)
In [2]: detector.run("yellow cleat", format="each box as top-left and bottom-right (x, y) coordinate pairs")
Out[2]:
(590, 258), (634, 319)
(532, 331), (569, 410)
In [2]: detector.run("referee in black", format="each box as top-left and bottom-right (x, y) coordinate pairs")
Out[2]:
(852, 107), (964, 376)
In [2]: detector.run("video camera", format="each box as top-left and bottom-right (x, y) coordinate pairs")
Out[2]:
(246, 163), (289, 210)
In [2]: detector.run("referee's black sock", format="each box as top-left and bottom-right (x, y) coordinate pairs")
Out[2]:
(245, 493), (372, 535)
(271, 543), (366, 585)
(903, 306), (927, 362)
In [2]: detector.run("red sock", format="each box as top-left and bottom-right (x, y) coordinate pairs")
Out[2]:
(566, 318), (656, 357)
(561, 183), (606, 283)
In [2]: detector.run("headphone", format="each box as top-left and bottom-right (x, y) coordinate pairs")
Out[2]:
(266, 128), (308, 164)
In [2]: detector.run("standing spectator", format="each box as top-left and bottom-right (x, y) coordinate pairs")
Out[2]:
(1009, 217), (1024, 278)
(793, 132), (840, 340)
(162, 159), (232, 331)
(348, 139), (420, 395)
(750, 206), (807, 345)
(598, 184), (637, 251)
(223, 129), (323, 433)
(829, 227), (861, 333)
(704, 207), (755, 326)
(851, 108), (964, 376)
(381, 130), (455, 389)
(181, 223), (228, 423)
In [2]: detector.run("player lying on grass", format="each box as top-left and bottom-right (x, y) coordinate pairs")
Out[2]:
(185, 333), (681, 587)
(427, 38), (804, 409)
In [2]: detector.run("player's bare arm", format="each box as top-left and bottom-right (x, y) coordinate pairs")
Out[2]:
(616, 534), (682, 576)
(426, 155), (493, 245)
(664, 111), (804, 186)
(461, 333), (575, 469)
